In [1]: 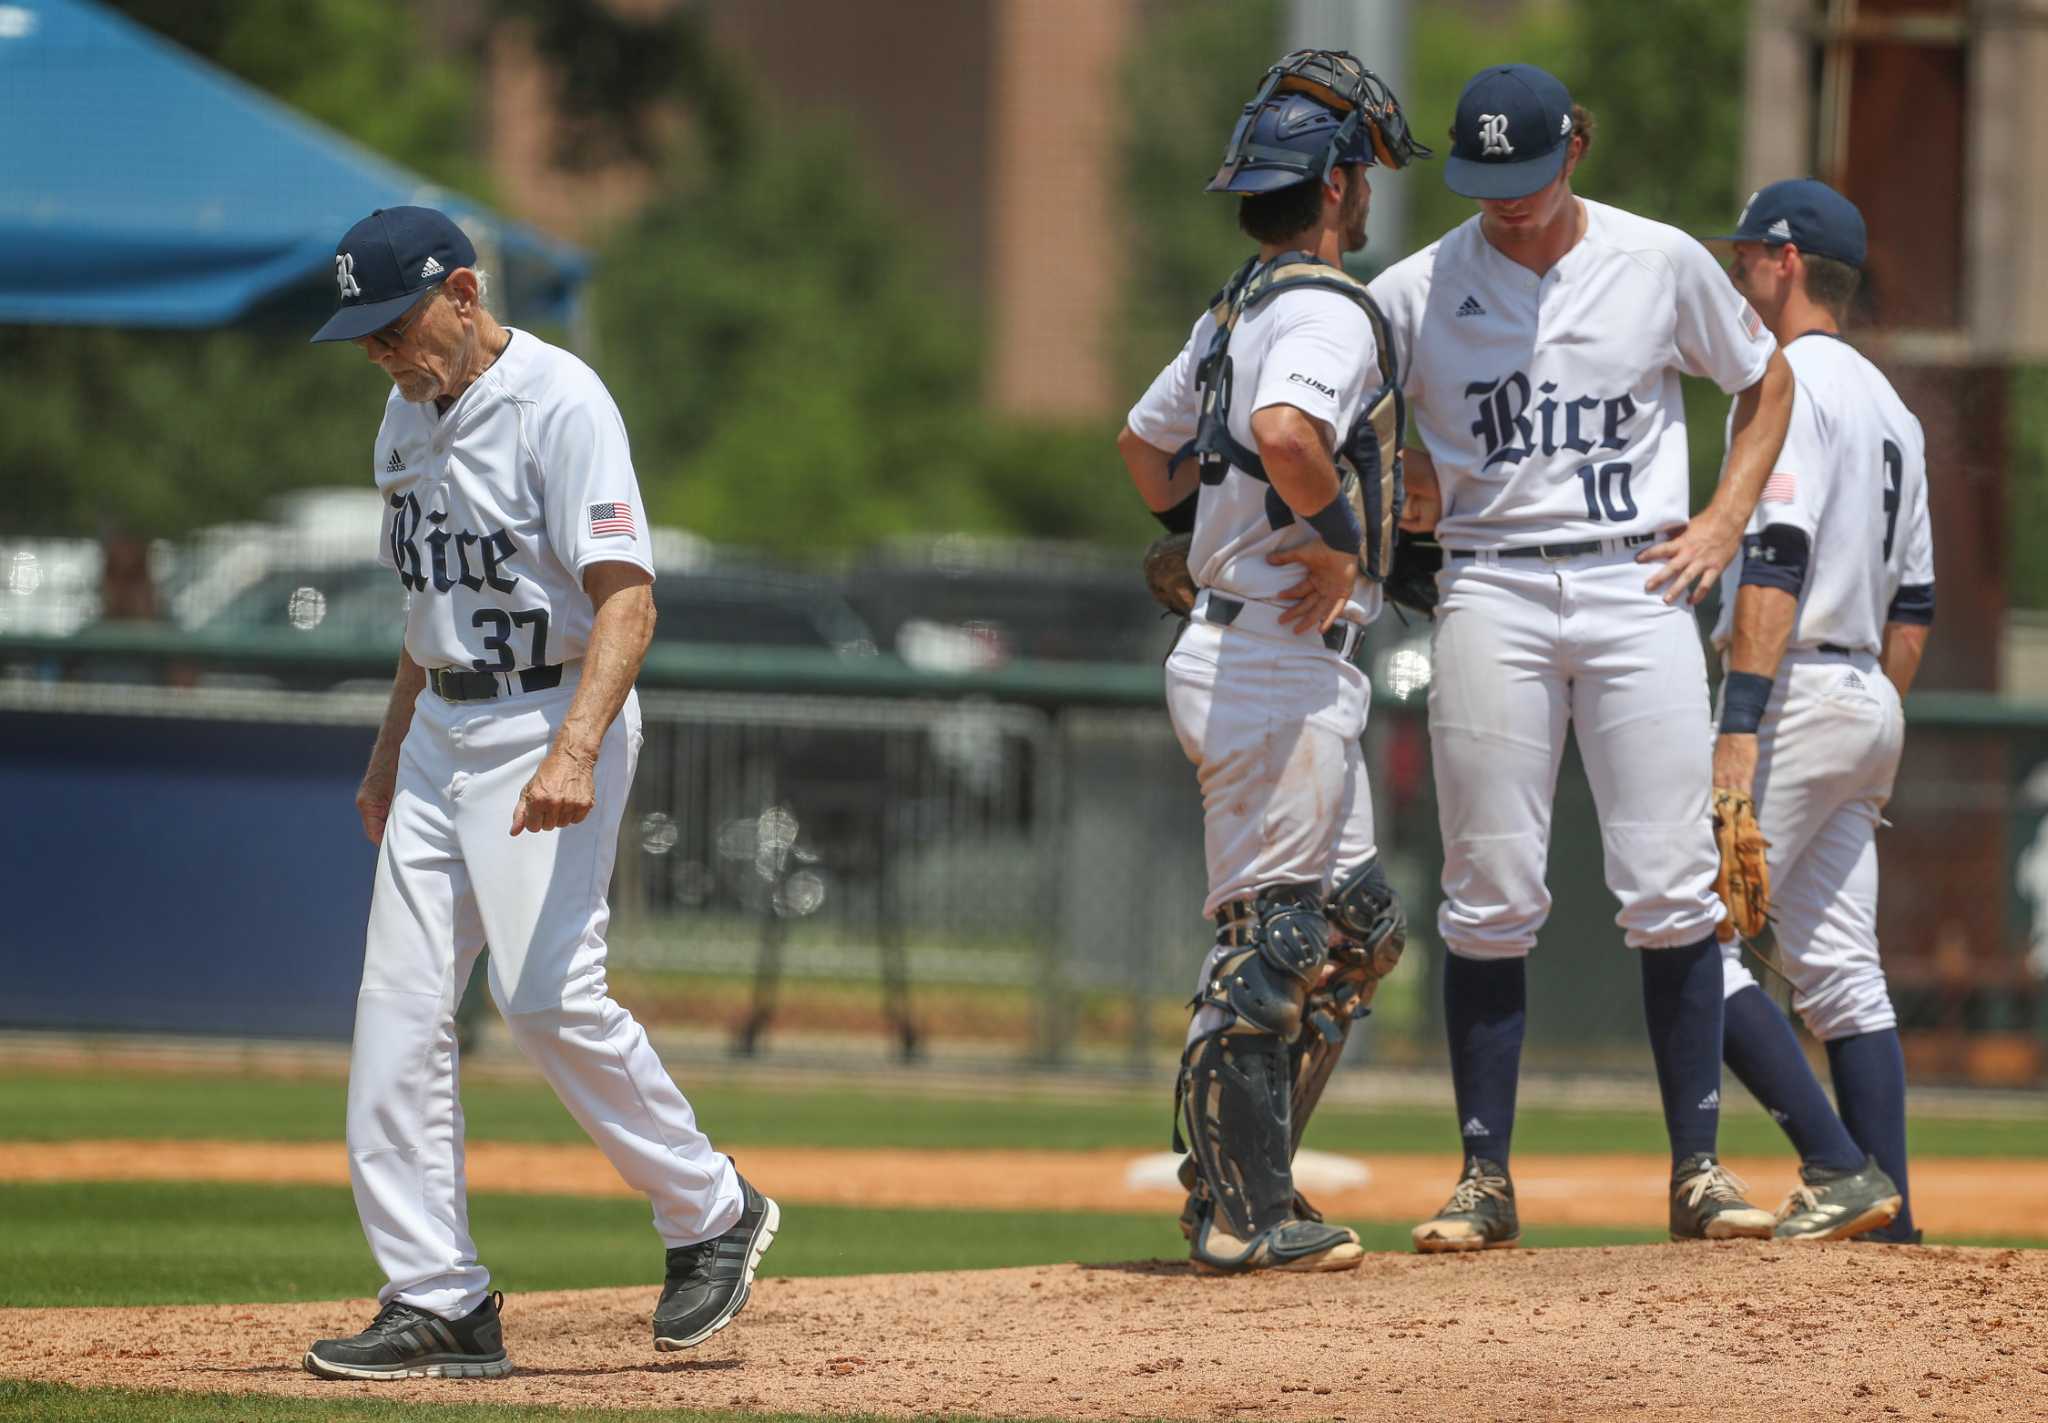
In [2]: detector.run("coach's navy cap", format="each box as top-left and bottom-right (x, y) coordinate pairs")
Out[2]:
(1444, 64), (1574, 200)
(1709, 179), (1867, 268)
(310, 206), (476, 343)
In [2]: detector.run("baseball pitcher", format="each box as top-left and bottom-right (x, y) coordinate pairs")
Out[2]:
(1370, 65), (1795, 1250)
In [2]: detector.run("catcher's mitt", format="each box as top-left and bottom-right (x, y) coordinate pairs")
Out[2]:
(1711, 787), (1770, 942)
(1143, 532), (1197, 618)
(1383, 529), (1442, 619)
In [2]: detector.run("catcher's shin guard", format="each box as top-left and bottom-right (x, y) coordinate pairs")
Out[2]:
(1280, 861), (1407, 1215)
(1175, 885), (1330, 1242)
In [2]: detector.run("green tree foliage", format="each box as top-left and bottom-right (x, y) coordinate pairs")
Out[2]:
(591, 125), (1137, 557)
(0, 329), (394, 536)
(2011, 366), (2048, 612)
(106, 0), (482, 195)
(0, 0), (482, 539)
(1113, 0), (1282, 391)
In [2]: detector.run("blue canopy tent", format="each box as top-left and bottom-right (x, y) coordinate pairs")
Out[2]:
(0, 0), (588, 328)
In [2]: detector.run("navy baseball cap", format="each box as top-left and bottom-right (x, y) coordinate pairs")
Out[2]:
(310, 206), (476, 343)
(1709, 179), (1867, 268)
(1444, 64), (1574, 200)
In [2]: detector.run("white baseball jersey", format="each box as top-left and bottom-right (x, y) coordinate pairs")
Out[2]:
(1369, 199), (1775, 549)
(1711, 334), (1934, 654)
(373, 331), (655, 671)
(1127, 285), (1384, 625)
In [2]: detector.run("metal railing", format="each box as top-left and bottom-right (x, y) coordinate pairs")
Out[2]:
(3, 629), (2044, 1084)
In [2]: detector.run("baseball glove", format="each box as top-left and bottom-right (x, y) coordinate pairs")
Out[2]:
(1143, 532), (1197, 618)
(1383, 529), (1442, 619)
(1711, 787), (1771, 942)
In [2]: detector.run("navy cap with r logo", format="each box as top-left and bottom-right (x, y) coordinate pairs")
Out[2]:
(1444, 64), (1575, 201)
(1709, 179), (1867, 268)
(311, 206), (477, 343)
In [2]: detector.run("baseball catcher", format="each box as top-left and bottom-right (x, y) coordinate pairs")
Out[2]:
(1117, 47), (1429, 1274)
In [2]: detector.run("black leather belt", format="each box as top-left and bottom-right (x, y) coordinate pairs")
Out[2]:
(427, 664), (564, 702)
(1447, 531), (1659, 561)
(1203, 594), (1365, 659)
(1816, 643), (1855, 656)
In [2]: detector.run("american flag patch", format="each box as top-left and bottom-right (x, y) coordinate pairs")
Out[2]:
(1761, 472), (1797, 504)
(1741, 301), (1764, 341)
(588, 501), (635, 537)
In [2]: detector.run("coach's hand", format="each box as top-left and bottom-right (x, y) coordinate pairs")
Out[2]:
(356, 771), (397, 846)
(1638, 510), (1741, 606)
(1270, 541), (1358, 635)
(513, 745), (597, 835)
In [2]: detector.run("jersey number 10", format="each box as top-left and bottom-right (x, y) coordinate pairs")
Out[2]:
(1575, 460), (1637, 523)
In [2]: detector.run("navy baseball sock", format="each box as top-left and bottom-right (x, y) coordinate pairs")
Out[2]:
(1723, 986), (1865, 1172)
(1827, 1028), (1914, 1236)
(1640, 935), (1723, 1169)
(1444, 951), (1525, 1167)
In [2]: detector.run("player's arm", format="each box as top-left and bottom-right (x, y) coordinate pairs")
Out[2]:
(1712, 578), (1798, 796)
(1884, 440), (1936, 695)
(1399, 444), (1440, 533)
(511, 562), (655, 836)
(1252, 403), (1358, 635)
(1642, 348), (1795, 605)
(1881, 577), (1935, 694)
(357, 651), (427, 846)
(1117, 425), (1200, 531)
(1880, 621), (1931, 695)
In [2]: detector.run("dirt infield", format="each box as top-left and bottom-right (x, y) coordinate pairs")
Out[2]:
(1, 1139), (2040, 1235)
(2, 1246), (2044, 1420)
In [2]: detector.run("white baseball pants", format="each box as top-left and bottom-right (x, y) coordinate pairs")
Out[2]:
(1164, 604), (1378, 917)
(1719, 650), (1903, 1040)
(348, 673), (741, 1320)
(1427, 547), (1726, 957)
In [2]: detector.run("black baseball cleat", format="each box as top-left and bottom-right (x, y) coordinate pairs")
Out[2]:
(652, 1170), (781, 1351)
(303, 1290), (510, 1380)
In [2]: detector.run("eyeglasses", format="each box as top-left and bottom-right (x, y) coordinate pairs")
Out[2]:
(362, 289), (438, 352)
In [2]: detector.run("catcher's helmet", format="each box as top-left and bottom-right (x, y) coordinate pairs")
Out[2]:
(1208, 49), (1431, 194)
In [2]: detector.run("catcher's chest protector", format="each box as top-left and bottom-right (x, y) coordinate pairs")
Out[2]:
(1191, 251), (1407, 586)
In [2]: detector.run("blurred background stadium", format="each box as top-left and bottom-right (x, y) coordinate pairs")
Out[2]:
(3, 0), (2046, 1098)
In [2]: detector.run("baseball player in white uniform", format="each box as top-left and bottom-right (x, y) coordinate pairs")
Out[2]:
(1708, 180), (1931, 1243)
(1116, 50), (1425, 1274)
(1369, 65), (1797, 1249)
(302, 207), (776, 1379)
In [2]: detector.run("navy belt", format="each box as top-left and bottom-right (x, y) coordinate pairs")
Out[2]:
(1447, 531), (1660, 561)
(1816, 643), (1855, 656)
(1202, 594), (1366, 661)
(428, 664), (564, 702)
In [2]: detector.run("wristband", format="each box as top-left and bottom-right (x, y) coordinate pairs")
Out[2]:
(1152, 487), (1198, 535)
(1304, 493), (1363, 555)
(1719, 671), (1774, 734)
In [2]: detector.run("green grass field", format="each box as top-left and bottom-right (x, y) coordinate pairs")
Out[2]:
(0, 1065), (2039, 1420)
(3, 1067), (2041, 1159)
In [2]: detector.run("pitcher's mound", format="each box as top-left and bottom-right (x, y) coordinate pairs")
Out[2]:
(1, 1243), (2041, 1421)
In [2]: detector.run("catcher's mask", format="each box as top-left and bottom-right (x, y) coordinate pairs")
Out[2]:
(1208, 49), (1432, 194)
